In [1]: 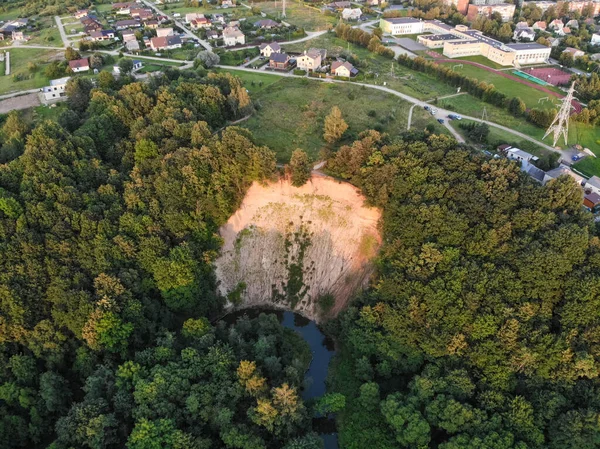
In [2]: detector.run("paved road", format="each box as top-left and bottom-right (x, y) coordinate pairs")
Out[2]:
(215, 65), (560, 152)
(138, 0), (211, 51)
(54, 16), (71, 47)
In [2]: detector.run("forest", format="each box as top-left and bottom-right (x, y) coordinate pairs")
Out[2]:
(1, 64), (600, 449)
(325, 130), (600, 448)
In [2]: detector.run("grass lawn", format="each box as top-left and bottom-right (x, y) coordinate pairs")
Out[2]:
(438, 61), (563, 109)
(284, 32), (456, 100)
(454, 55), (505, 69)
(216, 68), (281, 94)
(0, 48), (63, 95)
(32, 103), (68, 122)
(217, 47), (260, 66)
(0, 8), (24, 22)
(234, 76), (425, 161)
(257, 0), (337, 31)
(26, 25), (63, 47)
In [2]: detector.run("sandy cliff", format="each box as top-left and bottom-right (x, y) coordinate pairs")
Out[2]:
(214, 174), (381, 322)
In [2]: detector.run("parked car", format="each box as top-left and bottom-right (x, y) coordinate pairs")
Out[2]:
(437, 118), (444, 124)
(572, 153), (585, 161)
(430, 109), (437, 115)
(448, 114), (462, 120)
(423, 105), (430, 111)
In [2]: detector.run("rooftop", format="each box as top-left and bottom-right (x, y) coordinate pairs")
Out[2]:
(383, 17), (422, 24)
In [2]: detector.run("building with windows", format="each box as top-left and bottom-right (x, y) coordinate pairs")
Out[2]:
(379, 17), (424, 35)
(42, 77), (70, 101)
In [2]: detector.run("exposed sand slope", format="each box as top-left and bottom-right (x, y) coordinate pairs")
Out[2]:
(214, 174), (381, 322)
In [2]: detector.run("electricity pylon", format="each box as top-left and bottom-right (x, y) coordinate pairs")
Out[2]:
(543, 82), (576, 147)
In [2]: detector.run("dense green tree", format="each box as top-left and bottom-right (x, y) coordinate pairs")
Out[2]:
(323, 106), (348, 144)
(289, 149), (311, 187)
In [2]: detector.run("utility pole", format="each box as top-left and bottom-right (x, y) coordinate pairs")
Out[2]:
(282, 0), (286, 18)
(543, 81), (576, 147)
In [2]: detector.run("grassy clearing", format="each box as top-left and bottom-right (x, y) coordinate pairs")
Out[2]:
(0, 48), (62, 95)
(438, 61), (563, 109)
(258, 0), (337, 31)
(26, 24), (63, 47)
(216, 68), (281, 94)
(284, 32), (456, 100)
(236, 76), (424, 161)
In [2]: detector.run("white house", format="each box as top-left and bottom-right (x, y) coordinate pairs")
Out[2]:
(296, 48), (325, 71)
(506, 147), (536, 164)
(592, 33), (600, 45)
(222, 26), (245, 46)
(113, 60), (143, 74)
(549, 19), (564, 30)
(513, 27), (535, 41)
(259, 42), (281, 57)
(563, 47), (585, 58)
(584, 175), (600, 195)
(42, 77), (70, 101)
(342, 8), (362, 20)
(126, 39), (140, 51)
(68, 58), (90, 73)
(331, 60), (358, 77)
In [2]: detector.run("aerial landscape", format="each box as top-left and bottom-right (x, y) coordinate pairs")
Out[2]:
(1, 0), (600, 447)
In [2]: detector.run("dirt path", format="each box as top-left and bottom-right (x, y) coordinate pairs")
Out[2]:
(433, 59), (582, 113)
(0, 93), (40, 113)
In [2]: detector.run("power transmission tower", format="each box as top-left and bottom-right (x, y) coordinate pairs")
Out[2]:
(481, 107), (488, 121)
(543, 81), (576, 147)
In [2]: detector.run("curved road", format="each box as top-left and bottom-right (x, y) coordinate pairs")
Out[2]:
(215, 64), (560, 152)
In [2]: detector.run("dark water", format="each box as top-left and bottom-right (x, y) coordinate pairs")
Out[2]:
(222, 309), (339, 449)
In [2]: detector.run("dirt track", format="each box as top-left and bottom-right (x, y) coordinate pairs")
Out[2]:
(0, 93), (40, 113)
(214, 174), (382, 322)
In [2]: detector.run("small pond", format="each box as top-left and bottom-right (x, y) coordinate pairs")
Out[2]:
(222, 309), (339, 449)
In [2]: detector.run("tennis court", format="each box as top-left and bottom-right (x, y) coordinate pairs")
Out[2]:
(522, 67), (572, 86)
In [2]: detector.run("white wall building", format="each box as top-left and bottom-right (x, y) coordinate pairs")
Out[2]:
(42, 77), (70, 101)
(379, 17), (424, 35)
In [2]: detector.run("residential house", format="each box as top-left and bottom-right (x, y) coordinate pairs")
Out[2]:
(122, 30), (137, 42)
(543, 164), (585, 185)
(563, 47), (585, 58)
(549, 19), (564, 30)
(296, 48), (325, 71)
(150, 35), (183, 50)
(11, 31), (25, 41)
(259, 42), (281, 57)
(213, 14), (226, 24)
(11, 18), (28, 28)
(556, 26), (571, 36)
(156, 27), (174, 37)
(366, 0), (380, 5)
(89, 30), (115, 41)
(68, 58), (90, 73)
(547, 36), (561, 47)
(592, 33), (600, 45)
(331, 60), (358, 77)
(269, 52), (290, 70)
(221, 0), (235, 7)
(254, 19), (279, 29)
(186, 13), (204, 23)
(342, 8), (362, 20)
(145, 20), (159, 29)
(584, 191), (600, 211)
(84, 24), (103, 34)
(566, 19), (579, 29)
(75, 10), (89, 19)
(506, 147), (536, 164)
(206, 29), (219, 40)
(526, 164), (546, 183)
(222, 26), (245, 46)
(532, 20), (546, 31)
(126, 39), (141, 51)
(591, 53), (600, 61)
(115, 19), (141, 30)
(584, 175), (600, 195)
(190, 17), (211, 29)
(114, 60), (143, 74)
(131, 8), (153, 19)
(42, 77), (70, 101)
(514, 27), (535, 41)
(466, 3), (515, 22)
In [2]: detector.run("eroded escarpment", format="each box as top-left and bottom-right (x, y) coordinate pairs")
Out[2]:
(214, 174), (382, 322)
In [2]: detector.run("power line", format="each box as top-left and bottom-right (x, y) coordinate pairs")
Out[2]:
(543, 81), (575, 147)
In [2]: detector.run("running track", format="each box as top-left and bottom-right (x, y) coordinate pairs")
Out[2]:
(434, 59), (582, 113)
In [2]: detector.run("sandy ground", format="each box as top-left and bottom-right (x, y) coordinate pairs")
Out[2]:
(214, 174), (382, 322)
(0, 93), (41, 113)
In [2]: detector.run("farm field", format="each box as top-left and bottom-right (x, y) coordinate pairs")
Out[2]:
(284, 32), (457, 100)
(258, 0), (338, 31)
(224, 74), (442, 161)
(437, 61), (564, 109)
